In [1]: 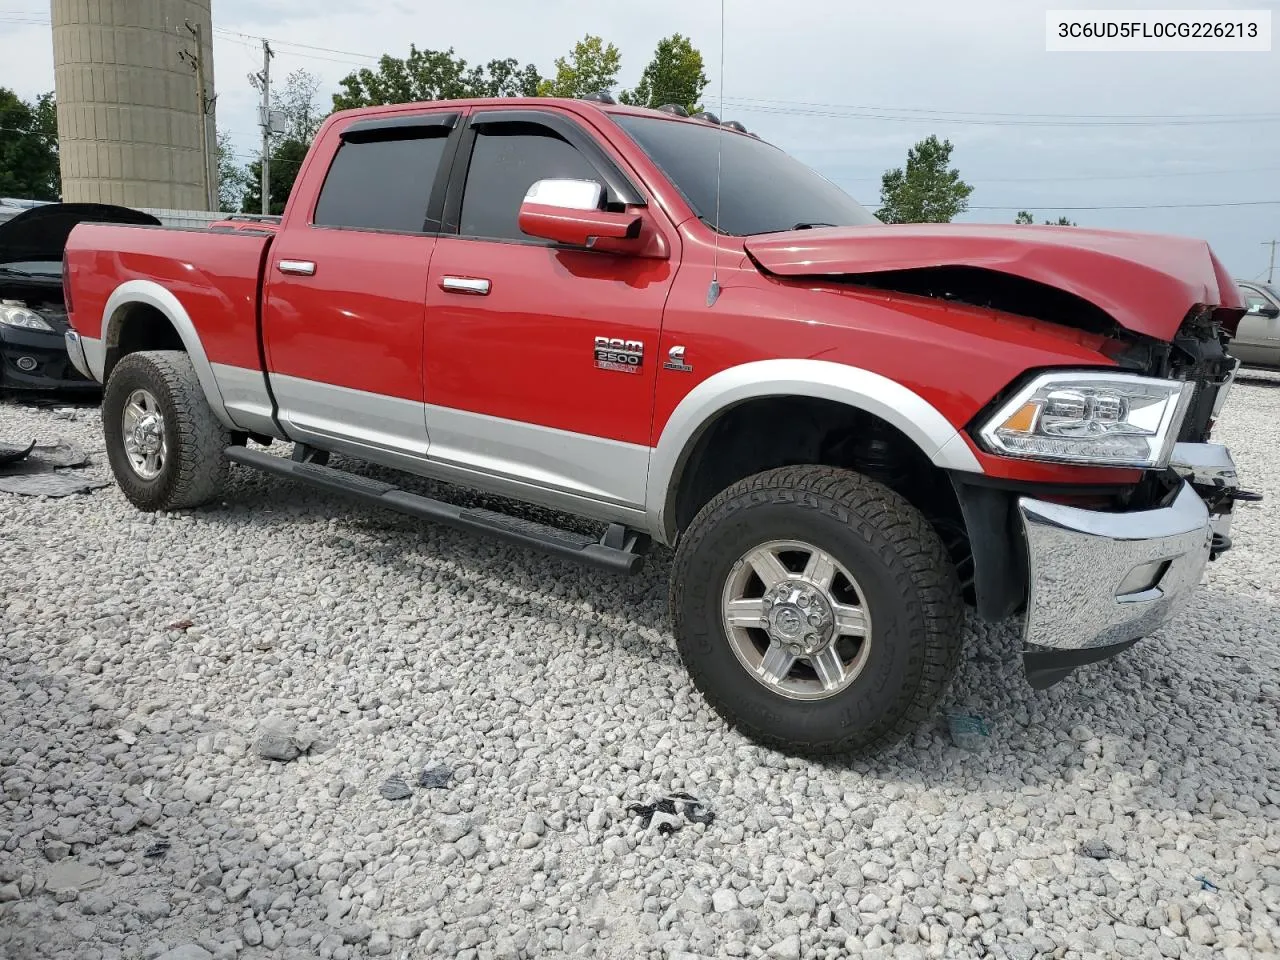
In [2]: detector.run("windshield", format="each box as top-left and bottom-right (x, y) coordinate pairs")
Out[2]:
(612, 114), (880, 236)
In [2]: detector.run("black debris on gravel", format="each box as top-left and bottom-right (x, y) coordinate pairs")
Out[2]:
(0, 440), (35, 465)
(627, 792), (715, 832)
(418, 766), (453, 789)
(143, 837), (170, 858)
(671, 791), (716, 826)
(379, 777), (412, 801)
(1079, 839), (1112, 860)
(0, 440), (108, 497)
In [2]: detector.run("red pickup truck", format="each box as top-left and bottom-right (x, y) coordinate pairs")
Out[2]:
(63, 95), (1249, 755)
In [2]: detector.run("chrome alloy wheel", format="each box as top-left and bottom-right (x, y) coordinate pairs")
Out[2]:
(721, 539), (872, 701)
(121, 388), (167, 480)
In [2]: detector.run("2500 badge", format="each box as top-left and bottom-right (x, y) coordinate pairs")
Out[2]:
(594, 336), (644, 374)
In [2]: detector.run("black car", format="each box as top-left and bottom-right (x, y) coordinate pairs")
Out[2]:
(0, 202), (160, 394)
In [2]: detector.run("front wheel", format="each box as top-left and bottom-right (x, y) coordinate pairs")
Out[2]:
(670, 465), (964, 755)
(103, 350), (229, 512)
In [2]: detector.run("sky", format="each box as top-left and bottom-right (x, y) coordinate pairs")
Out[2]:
(2, 0), (1278, 279)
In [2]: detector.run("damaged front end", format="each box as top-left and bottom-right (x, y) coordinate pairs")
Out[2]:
(957, 310), (1256, 688)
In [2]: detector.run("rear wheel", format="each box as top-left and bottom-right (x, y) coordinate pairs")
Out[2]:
(103, 350), (229, 511)
(671, 465), (964, 755)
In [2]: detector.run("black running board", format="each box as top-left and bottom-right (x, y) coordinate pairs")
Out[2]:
(225, 446), (645, 575)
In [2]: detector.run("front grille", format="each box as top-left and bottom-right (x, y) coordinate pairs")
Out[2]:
(1179, 380), (1215, 442)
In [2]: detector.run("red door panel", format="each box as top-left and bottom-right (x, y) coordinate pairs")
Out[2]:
(424, 238), (673, 444)
(262, 229), (435, 401)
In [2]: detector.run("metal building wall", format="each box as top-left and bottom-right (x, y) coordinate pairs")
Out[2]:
(51, 0), (216, 210)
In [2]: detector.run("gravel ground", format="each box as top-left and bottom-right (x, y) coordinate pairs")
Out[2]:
(1, 374), (1278, 960)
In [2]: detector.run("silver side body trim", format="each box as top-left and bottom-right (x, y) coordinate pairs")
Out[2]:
(211, 363), (281, 437)
(409, 453), (649, 528)
(272, 373), (430, 458)
(424, 404), (649, 507)
(645, 358), (984, 541)
(1019, 481), (1215, 651)
(268, 376), (649, 527)
(99, 279), (236, 429)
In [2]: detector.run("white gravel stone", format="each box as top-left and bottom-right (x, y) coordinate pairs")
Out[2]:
(712, 888), (739, 913)
(2, 379), (1280, 958)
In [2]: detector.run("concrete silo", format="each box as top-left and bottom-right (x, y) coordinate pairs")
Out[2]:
(51, 0), (217, 210)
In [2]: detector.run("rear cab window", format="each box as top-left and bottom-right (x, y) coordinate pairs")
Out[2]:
(312, 114), (458, 233)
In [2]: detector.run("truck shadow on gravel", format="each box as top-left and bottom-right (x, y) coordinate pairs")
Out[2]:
(217, 451), (1280, 802)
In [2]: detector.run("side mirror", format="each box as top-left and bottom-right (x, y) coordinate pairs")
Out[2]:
(518, 178), (642, 249)
(1247, 302), (1280, 319)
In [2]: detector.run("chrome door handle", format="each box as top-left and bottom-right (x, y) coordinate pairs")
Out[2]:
(277, 259), (316, 276)
(440, 276), (491, 295)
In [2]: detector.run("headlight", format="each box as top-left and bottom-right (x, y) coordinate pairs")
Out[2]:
(978, 371), (1194, 468)
(0, 304), (53, 332)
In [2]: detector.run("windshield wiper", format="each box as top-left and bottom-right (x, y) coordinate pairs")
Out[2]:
(0, 266), (52, 279)
(791, 221), (837, 230)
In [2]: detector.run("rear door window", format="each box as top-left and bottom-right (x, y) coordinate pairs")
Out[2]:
(314, 134), (450, 233)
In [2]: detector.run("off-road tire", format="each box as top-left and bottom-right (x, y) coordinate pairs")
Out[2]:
(671, 465), (964, 756)
(103, 350), (229, 511)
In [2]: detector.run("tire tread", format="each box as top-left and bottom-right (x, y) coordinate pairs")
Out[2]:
(104, 350), (228, 511)
(671, 465), (964, 756)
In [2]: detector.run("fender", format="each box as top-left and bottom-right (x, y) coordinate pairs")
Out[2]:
(644, 358), (985, 543)
(97, 279), (236, 430)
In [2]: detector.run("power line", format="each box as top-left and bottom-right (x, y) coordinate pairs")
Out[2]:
(957, 201), (1280, 211)
(212, 27), (378, 62)
(728, 100), (1280, 128)
(211, 27), (376, 68)
(722, 94), (1280, 123)
(835, 162), (1280, 185)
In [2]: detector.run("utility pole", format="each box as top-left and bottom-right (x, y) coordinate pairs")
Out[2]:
(181, 21), (216, 211)
(1265, 240), (1277, 285)
(250, 41), (274, 215)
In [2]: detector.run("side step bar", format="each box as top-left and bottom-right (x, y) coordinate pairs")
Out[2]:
(225, 446), (646, 575)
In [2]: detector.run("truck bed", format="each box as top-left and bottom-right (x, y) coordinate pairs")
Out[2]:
(65, 223), (273, 373)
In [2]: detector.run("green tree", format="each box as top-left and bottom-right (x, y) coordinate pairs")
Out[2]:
(618, 34), (708, 112)
(215, 130), (249, 212)
(877, 135), (973, 224)
(1015, 210), (1077, 226)
(234, 71), (331, 215)
(537, 35), (621, 99)
(240, 138), (309, 216)
(333, 46), (540, 110)
(0, 88), (60, 201)
(275, 69), (325, 143)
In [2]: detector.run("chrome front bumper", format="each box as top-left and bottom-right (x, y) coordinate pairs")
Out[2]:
(1019, 460), (1230, 652)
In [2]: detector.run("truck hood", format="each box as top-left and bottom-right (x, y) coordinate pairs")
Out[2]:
(743, 223), (1244, 340)
(0, 203), (160, 265)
